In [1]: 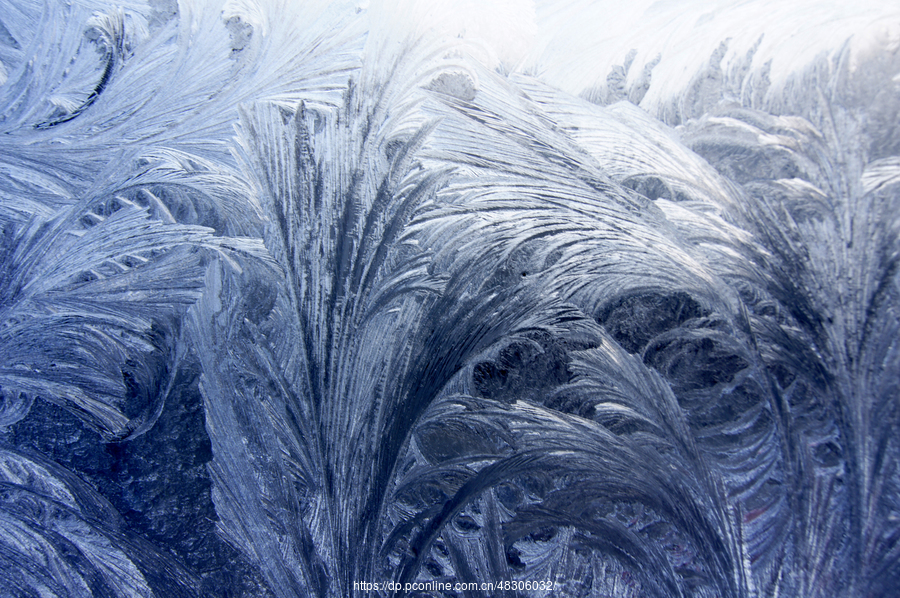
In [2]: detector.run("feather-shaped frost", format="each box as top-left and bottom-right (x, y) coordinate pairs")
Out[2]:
(2, 2), (898, 597)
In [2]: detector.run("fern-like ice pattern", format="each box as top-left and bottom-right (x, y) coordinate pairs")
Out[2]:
(1, 1), (898, 597)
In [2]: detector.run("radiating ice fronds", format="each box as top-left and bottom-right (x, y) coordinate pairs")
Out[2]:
(511, 76), (740, 206)
(518, 0), (900, 122)
(2, 1), (898, 597)
(0, 447), (201, 597)
(191, 48), (453, 597)
(192, 36), (752, 596)
(677, 94), (900, 595)
(0, 198), (271, 440)
(0, 0), (360, 434)
(386, 325), (750, 597)
(0, 0), (362, 227)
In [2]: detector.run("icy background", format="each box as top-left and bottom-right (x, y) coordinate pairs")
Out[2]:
(1, 1), (899, 596)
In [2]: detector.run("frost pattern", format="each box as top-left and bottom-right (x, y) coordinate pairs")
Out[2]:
(1, 1), (898, 597)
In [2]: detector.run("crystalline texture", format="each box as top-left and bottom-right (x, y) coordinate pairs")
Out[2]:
(1, 1), (898, 597)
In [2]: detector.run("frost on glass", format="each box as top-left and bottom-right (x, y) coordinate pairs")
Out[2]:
(1, 1), (898, 597)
